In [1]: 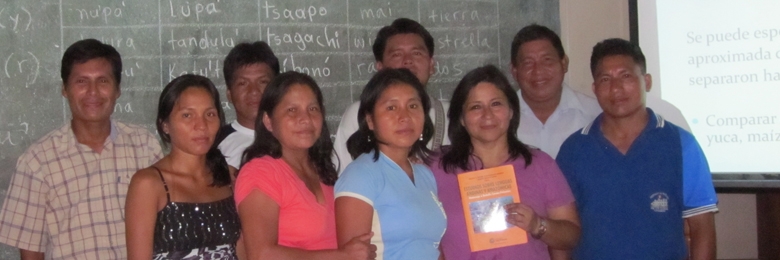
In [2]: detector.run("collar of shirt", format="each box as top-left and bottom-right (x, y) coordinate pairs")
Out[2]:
(57, 120), (119, 153)
(373, 150), (414, 170)
(519, 83), (593, 118)
(582, 107), (666, 138)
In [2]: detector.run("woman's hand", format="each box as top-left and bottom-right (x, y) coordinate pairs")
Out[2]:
(506, 202), (582, 256)
(504, 203), (540, 233)
(339, 232), (377, 260)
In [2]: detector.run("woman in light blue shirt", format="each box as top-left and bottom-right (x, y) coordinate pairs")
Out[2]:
(335, 68), (446, 260)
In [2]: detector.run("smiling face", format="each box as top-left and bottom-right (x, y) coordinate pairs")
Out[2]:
(511, 39), (568, 103)
(227, 63), (275, 129)
(164, 87), (221, 156)
(461, 82), (513, 146)
(592, 55), (652, 119)
(376, 33), (435, 86)
(62, 58), (120, 124)
(366, 83), (426, 155)
(262, 83), (323, 153)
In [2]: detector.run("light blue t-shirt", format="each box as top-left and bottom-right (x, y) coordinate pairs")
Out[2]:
(335, 150), (447, 260)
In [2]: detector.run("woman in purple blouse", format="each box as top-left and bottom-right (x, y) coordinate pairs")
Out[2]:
(429, 65), (580, 260)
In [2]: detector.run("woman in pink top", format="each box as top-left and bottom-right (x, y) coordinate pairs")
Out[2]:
(430, 65), (581, 260)
(234, 71), (376, 260)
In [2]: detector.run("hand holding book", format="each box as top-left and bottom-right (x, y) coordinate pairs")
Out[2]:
(504, 203), (540, 233)
(505, 203), (546, 239)
(457, 165), (527, 251)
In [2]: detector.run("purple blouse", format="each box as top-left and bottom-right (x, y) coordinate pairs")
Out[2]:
(429, 148), (575, 260)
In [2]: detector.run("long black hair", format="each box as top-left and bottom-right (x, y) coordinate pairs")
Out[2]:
(156, 74), (230, 187)
(346, 68), (434, 162)
(440, 65), (533, 174)
(241, 71), (338, 186)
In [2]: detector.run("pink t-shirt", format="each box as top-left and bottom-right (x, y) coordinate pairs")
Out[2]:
(234, 156), (337, 250)
(429, 149), (575, 260)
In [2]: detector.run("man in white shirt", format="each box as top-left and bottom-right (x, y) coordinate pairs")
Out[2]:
(216, 41), (279, 172)
(510, 24), (600, 158)
(510, 24), (689, 158)
(333, 18), (449, 173)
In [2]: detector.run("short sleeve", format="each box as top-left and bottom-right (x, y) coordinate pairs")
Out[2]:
(221, 145), (242, 170)
(335, 158), (380, 206)
(216, 126), (253, 170)
(144, 132), (164, 164)
(217, 138), (242, 170)
(124, 123), (163, 166)
(534, 151), (575, 209)
(333, 102), (361, 174)
(679, 130), (718, 218)
(234, 157), (285, 207)
(0, 153), (49, 252)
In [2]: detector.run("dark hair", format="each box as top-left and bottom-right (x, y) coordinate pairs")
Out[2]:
(156, 74), (230, 187)
(223, 41), (280, 89)
(440, 65), (533, 173)
(241, 71), (338, 186)
(590, 38), (647, 76)
(346, 68), (434, 162)
(510, 24), (566, 65)
(61, 39), (123, 87)
(372, 18), (434, 62)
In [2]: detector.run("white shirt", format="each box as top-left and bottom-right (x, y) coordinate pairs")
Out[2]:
(332, 99), (450, 174)
(517, 84), (601, 158)
(517, 84), (691, 159)
(217, 120), (255, 169)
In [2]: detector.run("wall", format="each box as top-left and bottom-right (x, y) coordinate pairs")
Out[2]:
(558, 0), (758, 259)
(559, 0), (630, 94)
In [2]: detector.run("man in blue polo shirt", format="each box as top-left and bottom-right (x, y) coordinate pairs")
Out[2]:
(556, 38), (717, 260)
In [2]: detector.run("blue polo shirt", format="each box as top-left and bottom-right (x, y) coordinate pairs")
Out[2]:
(335, 150), (446, 260)
(556, 108), (718, 260)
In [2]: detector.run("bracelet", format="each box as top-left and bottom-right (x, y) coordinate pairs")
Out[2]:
(531, 217), (548, 239)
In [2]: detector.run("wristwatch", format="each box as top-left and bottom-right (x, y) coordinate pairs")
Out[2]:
(531, 217), (548, 239)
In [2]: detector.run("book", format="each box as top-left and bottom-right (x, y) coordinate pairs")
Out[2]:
(457, 164), (527, 252)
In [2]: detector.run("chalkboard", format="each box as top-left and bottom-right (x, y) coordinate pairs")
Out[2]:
(0, 0), (558, 257)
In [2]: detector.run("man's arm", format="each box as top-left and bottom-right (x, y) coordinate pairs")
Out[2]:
(0, 152), (50, 257)
(686, 212), (716, 260)
(20, 249), (44, 260)
(678, 129), (718, 260)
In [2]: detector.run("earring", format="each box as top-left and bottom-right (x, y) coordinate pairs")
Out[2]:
(367, 135), (372, 142)
(419, 134), (423, 141)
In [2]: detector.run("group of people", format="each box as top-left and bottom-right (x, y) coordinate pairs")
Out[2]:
(0, 17), (718, 260)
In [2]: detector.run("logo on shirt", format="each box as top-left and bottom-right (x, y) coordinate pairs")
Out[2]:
(650, 192), (669, 213)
